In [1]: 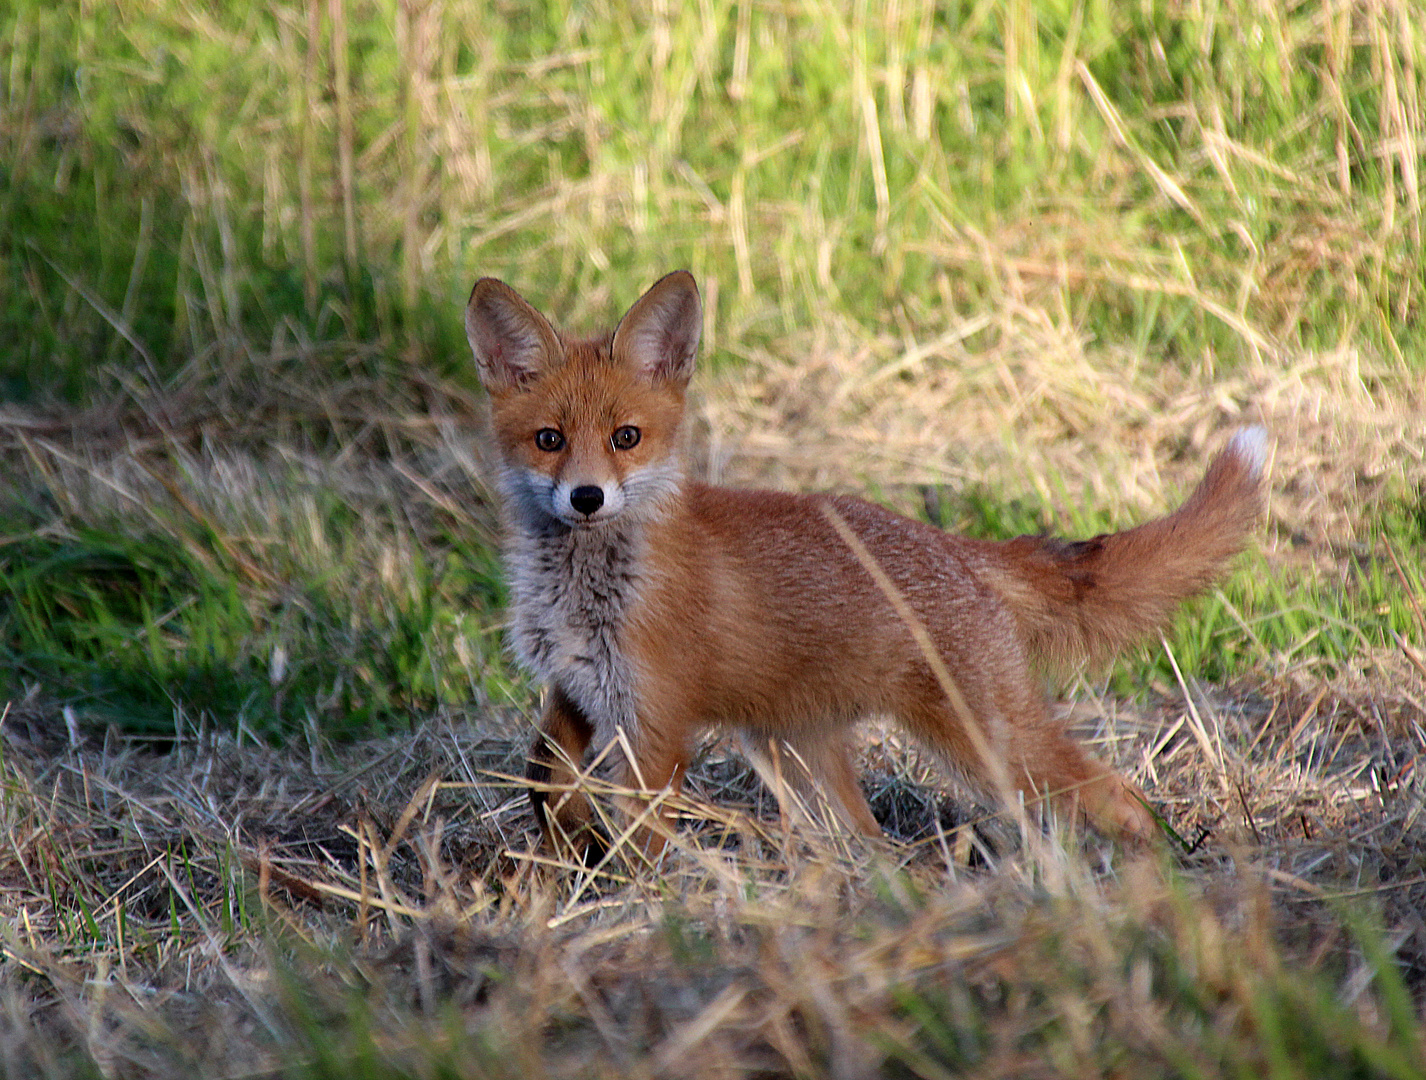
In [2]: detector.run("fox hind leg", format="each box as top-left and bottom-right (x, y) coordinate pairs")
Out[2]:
(1006, 710), (1157, 839)
(897, 665), (1156, 841)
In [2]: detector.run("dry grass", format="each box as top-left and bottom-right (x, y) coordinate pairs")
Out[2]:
(2, 316), (1424, 1076)
(1, 673), (1423, 1076)
(702, 303), (1425, 552)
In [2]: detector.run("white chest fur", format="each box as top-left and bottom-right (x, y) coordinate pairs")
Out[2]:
(505, 521), (643, 744)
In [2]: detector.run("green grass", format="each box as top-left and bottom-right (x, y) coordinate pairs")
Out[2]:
(880, 898), (1426, 1080)
(2, 0), (1421, 405)
(0, 480), (514, 739)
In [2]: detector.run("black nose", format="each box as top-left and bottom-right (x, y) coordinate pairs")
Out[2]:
(569, 486), (604, 516)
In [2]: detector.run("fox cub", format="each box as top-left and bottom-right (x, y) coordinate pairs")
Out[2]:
(465, 270), (1266, 857)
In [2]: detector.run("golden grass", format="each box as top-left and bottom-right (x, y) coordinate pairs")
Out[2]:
(702, 297), (1424, 553)
(1, 663), (1423, 1075)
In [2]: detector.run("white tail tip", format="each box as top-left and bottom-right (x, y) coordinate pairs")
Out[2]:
(1226, 425), (1269, 479)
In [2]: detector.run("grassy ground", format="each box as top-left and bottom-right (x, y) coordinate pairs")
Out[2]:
(3, 0), (1426, 1076)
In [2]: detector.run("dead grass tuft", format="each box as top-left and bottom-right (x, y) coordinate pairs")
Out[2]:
(2, 646), (1423, 1074)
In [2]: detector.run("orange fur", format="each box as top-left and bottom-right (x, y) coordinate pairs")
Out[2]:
(466, 271), (1268, 859)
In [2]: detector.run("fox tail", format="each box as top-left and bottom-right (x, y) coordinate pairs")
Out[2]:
(988, 426), (1268, 671)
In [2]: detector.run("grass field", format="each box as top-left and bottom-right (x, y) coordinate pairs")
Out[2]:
(2, 0), (1425, 1075)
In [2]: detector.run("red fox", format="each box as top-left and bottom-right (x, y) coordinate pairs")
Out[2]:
(465, 270), (1267, 858)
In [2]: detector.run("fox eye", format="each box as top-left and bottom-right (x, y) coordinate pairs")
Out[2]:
(534, 428), (565, 452)
(611, 425), (641, 451)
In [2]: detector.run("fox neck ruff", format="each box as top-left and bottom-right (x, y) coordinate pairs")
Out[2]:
(504, 507), (652, 748)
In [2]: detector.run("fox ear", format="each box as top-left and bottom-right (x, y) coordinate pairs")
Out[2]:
(611, 271), (702, 386)
(465, 278), (563, 393)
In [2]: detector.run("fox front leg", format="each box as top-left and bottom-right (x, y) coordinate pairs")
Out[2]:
(526, 686), (606, 864)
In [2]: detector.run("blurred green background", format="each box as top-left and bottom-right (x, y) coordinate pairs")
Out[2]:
(4, 0), (1420, 405)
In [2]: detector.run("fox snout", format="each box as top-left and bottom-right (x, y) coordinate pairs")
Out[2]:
(499, 468), (621, 530)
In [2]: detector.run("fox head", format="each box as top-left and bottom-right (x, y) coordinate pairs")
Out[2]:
(465, 271), (702, 530)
